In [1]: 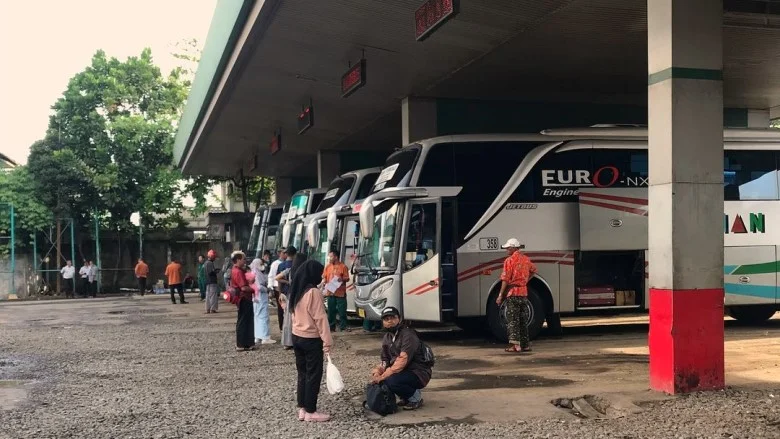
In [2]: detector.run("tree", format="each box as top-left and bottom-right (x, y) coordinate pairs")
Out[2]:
(0, 167), (52, 255)
(26, 48), (210, 289)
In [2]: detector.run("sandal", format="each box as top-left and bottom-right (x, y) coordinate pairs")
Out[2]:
(504, 344), (521, 353)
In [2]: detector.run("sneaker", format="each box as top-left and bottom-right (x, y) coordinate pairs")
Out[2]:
(262, 339), (277, 345)
(297, 408), (305, 421)
(397, 399), (409, 407)
(403, 399), (424, 410)
(304, 412), (331, 422)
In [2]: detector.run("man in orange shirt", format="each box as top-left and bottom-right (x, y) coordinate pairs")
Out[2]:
(165, 258), (187, 304)
(135, 258), (149, 296)
(321, 250), (350, 332)
(495, 238), (537, 353)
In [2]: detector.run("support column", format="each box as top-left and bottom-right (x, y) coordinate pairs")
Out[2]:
(273, 177), (293, 205)
(317, 150), (341, 188)
(647, 0), (725, 394)
(401, 97), (438, 145)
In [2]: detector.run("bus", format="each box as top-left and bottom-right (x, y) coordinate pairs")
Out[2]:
(305, 167), (381, 311)
(281, 187), (327, 251)
(352, 127), (780, 341)
(249, 204), (285, 259)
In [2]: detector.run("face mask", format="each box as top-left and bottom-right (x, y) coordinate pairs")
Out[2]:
(384, 320), (401, 333)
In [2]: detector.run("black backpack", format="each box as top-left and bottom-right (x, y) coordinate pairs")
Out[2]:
(363, 383), (397, 416)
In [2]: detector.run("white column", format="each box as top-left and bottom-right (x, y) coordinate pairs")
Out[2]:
(317, 150), (341, 188)
(647, 0), (724, 394)
(401, 97), (438, 145)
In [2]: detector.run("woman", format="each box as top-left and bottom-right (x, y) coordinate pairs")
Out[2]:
(250, 257), (275, 345)
(230, 252), (256, 351)
(277, 253), (308, 349)
(288, 259), (332, 422)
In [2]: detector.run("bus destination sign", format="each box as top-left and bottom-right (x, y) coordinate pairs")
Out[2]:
(415, 0), (459, 41)
(341, 58), (366, 98)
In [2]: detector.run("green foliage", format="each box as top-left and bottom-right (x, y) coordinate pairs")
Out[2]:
(0, 167), (53, 252)
(27, 48), (207, 234)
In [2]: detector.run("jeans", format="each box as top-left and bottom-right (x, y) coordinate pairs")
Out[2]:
(326, 296), (348, 330)
(293, 335), (324, 413)
(253, 287), (270, 340)
(385, 370), (423, 402)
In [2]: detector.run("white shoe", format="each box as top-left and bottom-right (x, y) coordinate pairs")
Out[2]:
(262, 338), (277, 345)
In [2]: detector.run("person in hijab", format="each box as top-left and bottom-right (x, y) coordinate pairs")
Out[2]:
(288, 259), (332, 422)
(277, 250), (307, 349)
(250, 257), (275, 345)
(230, 251), (256, 351)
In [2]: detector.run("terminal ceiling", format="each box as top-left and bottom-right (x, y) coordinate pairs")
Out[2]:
(181, 0), (780, 178)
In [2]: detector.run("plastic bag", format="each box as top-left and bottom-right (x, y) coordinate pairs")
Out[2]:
(326, 354), (344, 395)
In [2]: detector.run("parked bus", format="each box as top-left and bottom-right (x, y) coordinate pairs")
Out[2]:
(352, 127), (780, 340)
(305, 167), (381, 311)
(250, 204), (285, 259)
(281, 187), (327, 251)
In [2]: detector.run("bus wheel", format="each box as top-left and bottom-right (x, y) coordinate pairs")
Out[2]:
(727, 305), (777, 324)
(487, 286), (546, 342)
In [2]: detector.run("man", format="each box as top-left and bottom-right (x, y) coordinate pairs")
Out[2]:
(78, 261), (90, 297)
(135, 258), (149, 296)
(495, 238), (537, 353)
(271, 248), (292, 331)
(321, 250), (350, 332)
(197, 255), (206, 302)
(88, 260), (98, 298)
(60, 260), (75, 298)
(370, 306), (430, 411)
(165, 258), (187, 304)
(203, 250), (220, 314)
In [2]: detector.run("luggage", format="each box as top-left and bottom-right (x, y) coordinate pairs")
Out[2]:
(363, 383), (397, 416)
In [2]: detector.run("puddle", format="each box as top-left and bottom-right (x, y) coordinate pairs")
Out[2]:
(434, 372), (571, 391)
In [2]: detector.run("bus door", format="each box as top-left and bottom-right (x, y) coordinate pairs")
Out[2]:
(342, 216), (360, 313)
(401, 199), (444, 322)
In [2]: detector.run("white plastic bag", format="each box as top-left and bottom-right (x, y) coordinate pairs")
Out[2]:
(326, 354), (344, 395)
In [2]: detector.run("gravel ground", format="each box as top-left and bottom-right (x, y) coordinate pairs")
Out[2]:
(1, 298), (779, 438)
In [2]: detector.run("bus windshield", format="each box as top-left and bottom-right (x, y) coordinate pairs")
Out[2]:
(311, 220), (330, 265)
(355, 200), (402, 273)
(371, 146), (420, 193)
(316, 176), (356, 212)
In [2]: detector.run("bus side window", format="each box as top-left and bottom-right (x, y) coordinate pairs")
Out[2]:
(723, 150), (779, 201)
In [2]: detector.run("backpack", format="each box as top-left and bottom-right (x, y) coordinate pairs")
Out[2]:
(411, 329), (435, 368)
(363, 383), (397, 416)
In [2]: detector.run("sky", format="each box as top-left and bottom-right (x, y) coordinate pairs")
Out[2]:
(0, 0), (219, 165)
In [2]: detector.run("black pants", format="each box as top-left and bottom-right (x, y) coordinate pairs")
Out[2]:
(138, 277), (147, 295)
(80, 278), (89, 297)
(89, 280), (97, 297)
(169, 283), (185, 303)
(385, 370), (424, 400)
(293, 335), (324, 413)
(236, 298), (255, 349)
(63, 279), (74, 297)
(274, 289), (284, 331)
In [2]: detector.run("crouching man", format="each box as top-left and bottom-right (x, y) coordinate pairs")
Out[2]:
(370, 306), (431, 410)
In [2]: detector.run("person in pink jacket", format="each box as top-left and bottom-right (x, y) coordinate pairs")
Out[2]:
(287, 259), (332, 422)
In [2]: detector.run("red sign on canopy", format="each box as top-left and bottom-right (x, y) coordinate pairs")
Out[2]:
(415, 0), (459, 41)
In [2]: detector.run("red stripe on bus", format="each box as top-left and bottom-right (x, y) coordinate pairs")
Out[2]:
(580, 199), (648, 216)
(406, 279), (440, 296)
(579, 191), (648, 206)
(457, 257), (505, 277)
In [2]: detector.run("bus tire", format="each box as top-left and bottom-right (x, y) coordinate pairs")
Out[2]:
(727, 305), (776, 324)
(486, 286), (546, 343)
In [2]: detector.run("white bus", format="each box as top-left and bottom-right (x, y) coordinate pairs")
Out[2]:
(305, 167), (381, 312)
(353, 126), (780, 340)
(281, 187), (327, 251)
(249, 204), (285, 258)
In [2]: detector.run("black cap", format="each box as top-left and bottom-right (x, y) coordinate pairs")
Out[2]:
(381, 306), (401, 319)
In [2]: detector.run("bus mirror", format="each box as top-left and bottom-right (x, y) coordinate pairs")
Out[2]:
(282, 222), (291, 247)
(359, 202), (374, 239)
(306, 221), (318, 249)
(326, 210), (337, 242)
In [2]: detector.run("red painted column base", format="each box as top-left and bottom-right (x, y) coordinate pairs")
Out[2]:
(649, 288), (725, 394)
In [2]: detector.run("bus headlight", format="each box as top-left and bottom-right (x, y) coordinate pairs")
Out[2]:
(370, 278), (394, 300)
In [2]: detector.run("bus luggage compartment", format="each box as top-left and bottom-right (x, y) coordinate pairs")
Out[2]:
(578, 188), (648, 251)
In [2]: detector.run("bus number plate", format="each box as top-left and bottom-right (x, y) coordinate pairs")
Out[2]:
(479, 237), (499, 251)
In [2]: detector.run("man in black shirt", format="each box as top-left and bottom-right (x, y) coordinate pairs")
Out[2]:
(370, 306), (431, 410)
(203, 250), (220, 314)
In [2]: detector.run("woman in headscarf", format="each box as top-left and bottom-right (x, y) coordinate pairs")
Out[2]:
(277, 252), (308, 349)
(250, 257), (275, 345)
(288, 259), (332, 422)
(230, 251), (256, 351)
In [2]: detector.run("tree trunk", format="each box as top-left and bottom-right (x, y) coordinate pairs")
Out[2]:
(241, 177), (250, 213)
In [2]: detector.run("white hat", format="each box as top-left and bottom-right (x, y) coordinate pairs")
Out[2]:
(501, 238), (522, 249)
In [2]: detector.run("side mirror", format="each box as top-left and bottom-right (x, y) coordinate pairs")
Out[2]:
(282, 222), (291, 247)
(306, 221), (318, 249)
(326, 210), (337, 242)
(359, 202), (375, 239)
